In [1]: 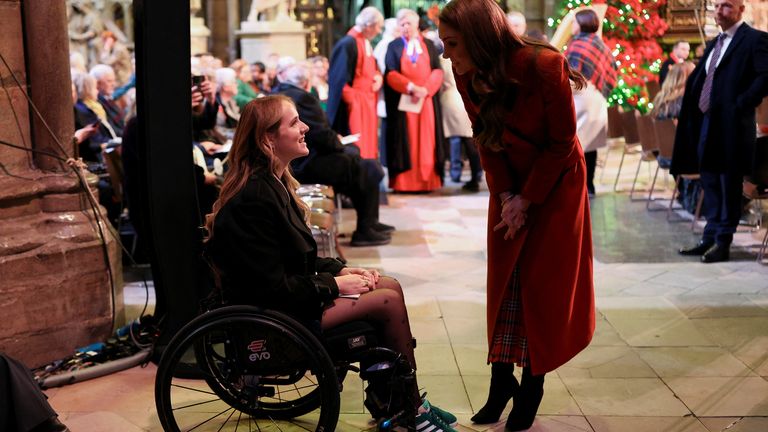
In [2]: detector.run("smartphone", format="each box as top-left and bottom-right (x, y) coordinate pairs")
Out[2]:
(191, 75), (205, 86)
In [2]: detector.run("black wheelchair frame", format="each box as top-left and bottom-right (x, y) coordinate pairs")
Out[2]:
(154, 305), (417, 431)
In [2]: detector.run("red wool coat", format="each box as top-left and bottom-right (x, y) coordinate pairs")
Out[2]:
(455, 45), (595, 375)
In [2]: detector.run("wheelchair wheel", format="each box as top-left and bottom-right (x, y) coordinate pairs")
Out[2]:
(155, 307), (340, 431)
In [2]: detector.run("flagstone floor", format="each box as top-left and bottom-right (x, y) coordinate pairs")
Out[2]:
(45, 146), (768, 431)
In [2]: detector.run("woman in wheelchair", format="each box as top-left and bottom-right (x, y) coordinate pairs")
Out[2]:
(202, 95), (457, 431)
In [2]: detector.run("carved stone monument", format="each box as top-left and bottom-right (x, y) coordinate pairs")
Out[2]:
(237, 0), (308, 63)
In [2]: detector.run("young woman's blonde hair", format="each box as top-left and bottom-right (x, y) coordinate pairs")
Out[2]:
(650, 61), (695, 118)
(204, 95), (309, 242)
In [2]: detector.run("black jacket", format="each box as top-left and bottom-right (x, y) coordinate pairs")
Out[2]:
(671, 24), (768, 176)
(207, 168), (344, 321)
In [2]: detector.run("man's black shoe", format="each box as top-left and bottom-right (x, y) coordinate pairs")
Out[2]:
(350, 228), (391, 247)
(701, 243), (730, 263)
(372, 222), (396, 234)
(679, 241), (714, 256)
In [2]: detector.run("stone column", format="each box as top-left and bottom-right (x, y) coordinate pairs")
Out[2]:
(23, 0), (75, 172)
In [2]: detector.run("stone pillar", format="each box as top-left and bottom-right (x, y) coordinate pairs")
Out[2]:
(24, 0), (75, 172)
(0, 0), (121, 368)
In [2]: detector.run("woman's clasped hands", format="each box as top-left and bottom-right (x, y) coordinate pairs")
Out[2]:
(493, 193), (530, 241)
(335, 267), (381, 295)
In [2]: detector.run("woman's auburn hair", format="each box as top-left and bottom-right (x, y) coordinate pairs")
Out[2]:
(439, 0), (585, 151)
(204, 95), (308, 242)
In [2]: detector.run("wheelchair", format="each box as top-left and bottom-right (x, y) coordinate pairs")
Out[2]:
(155, 304), (418, 431)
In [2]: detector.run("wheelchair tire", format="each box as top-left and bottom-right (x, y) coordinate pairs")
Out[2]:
(155, 306), (340, 432)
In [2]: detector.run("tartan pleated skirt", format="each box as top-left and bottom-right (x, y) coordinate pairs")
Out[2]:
(488, 266), (529, 367)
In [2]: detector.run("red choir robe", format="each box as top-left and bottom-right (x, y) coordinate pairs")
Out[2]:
(384, 35), (444, 192)
(327, 28), (381, 159)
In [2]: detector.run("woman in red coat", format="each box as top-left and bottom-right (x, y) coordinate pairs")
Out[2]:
(439, 1), (595, 430)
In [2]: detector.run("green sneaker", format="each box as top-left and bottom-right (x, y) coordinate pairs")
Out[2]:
(415, 406), (457, 432)
(421, 398), (458, 427)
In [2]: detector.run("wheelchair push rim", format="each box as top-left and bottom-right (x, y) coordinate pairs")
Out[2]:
(155, 309), (340, 432)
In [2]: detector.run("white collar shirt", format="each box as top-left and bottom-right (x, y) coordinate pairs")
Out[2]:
(705, 20), (744, 73)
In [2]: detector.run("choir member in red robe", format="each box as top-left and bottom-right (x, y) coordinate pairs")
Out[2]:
(327, 7), (384, 160)
(383, 9), (445, 192)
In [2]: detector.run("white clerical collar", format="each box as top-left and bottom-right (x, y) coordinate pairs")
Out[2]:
(406, 37), (423, 57)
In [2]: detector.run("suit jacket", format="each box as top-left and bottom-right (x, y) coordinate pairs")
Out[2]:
(207, 168), (344, 321)
(273, 82), (345, 174)
(671, 24), (768, 176)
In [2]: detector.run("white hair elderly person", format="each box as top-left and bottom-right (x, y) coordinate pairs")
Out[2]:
(382, 8), (445, 192)
(89, 63), (124, 136)
(214, 67), (241, 139)
(327, 6), (385, 159)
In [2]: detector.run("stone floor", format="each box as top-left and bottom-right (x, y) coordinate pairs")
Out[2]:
(45, 146), (768, 431)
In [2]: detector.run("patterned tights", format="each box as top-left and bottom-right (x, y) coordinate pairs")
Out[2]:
(321, 276), (417, 370)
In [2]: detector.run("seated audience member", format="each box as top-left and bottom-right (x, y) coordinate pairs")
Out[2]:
(191, 86), (221, 220)
(309, 56), (330, 111)
(230, 59), (260, 110)
(72, 73), (120, 223)
(1, 353), (70, 432)
(72, 72), (117, 162)
(250, 61), (267, 93)
(274, 63), (394, 246)
(650, 61), (695, 121)
(214, 67), (241, 141)
(89, 64), (125, 137)
(204, 95), (457, 431)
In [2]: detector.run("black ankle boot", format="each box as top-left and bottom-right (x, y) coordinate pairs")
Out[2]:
(505, 367), (544, 431)
(471, 362), (518, 424)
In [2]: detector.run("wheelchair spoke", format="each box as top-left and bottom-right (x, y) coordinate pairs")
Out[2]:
(171, 383), (218, 396)
(216, 408), (237, 432)
(187, 406), (236, 431)
(173, 397), (228, 411)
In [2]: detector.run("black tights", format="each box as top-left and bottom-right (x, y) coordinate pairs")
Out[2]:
(321, 276), (416, 370)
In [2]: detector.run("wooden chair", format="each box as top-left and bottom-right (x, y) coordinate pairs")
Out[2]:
(647, 118), (675, 210)
(629, 114), (659, 201)
(613, 110), (642, 192)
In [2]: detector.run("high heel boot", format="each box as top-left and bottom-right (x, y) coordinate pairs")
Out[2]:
(505, 367), (544, 431)
(470, 362), (518, 424)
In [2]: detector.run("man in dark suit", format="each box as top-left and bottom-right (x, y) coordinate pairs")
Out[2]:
(673, 0), (768, 263)
(274, 63), (394, 247)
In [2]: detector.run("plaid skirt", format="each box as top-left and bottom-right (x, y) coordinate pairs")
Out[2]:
(488, 266), (529, 366)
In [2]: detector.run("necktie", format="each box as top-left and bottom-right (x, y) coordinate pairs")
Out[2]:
(698, 34), (725, 113)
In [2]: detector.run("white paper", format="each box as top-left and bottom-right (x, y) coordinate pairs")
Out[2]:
(340, 133), (361, 145)
(218, 139), (233, 154)
(398, 94), (425, 114)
